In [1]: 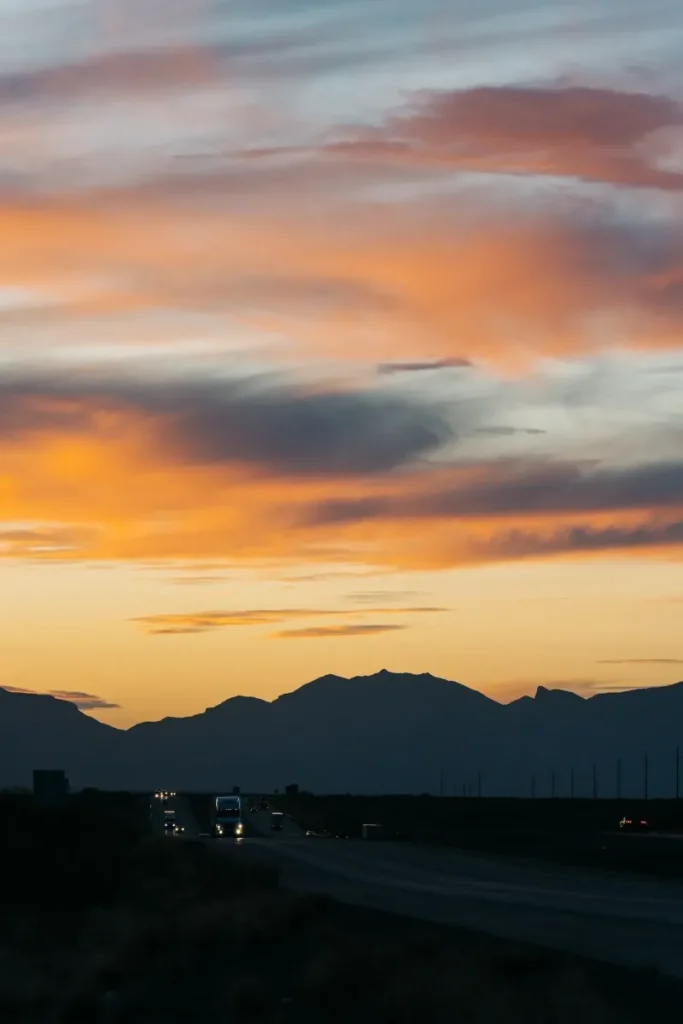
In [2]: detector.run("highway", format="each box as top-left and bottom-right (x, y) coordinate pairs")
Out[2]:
(163, 796), (683, 978)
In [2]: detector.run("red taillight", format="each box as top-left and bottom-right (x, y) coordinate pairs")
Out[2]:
(640, 821), (647, 825)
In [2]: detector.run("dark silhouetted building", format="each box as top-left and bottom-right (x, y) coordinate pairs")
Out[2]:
(33, 769), (69, 808)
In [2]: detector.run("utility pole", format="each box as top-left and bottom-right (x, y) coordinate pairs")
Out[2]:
(644, 752), (649, 800)
(592, 763), (598, 800)
(616, 758), (621, 800)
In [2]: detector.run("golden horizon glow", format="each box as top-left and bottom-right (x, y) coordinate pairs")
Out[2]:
(2, 1), (683, 725)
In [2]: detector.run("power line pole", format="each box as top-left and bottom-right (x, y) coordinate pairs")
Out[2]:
(644, 752), (649, 800)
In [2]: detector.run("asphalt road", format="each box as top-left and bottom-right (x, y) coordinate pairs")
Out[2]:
(157, 796), (683, 978)
(238, 810), (683, 978)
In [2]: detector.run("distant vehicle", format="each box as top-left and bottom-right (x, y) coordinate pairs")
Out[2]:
(619, 816), (650, 833)
(305, 829), (331, 838)
(164, 819), (176, 832)
(271, 812), (284, 831)
(173, 824), (185, 836)
(213, 795), (244, 838)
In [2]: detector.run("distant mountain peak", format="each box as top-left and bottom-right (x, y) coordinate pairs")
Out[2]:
(534, 685), (584, 702)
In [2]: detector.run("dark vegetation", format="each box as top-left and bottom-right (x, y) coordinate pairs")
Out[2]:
(186, 791), (215, 832)
(274, 794), (683, 875)
(1, 790), (683, 1021)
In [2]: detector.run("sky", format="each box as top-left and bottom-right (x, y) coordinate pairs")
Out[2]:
(1, 0), (683, 727)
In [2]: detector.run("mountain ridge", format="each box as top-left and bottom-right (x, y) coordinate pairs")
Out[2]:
(2, 671), (683, 795)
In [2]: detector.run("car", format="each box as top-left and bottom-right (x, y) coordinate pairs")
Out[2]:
(164, 819), (176, 832)
(271, 813), (284, 831)
(173, 825), (185, 836)
(619, 816), (650, 833)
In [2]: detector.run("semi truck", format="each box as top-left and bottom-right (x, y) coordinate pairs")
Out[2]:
(213, 795), (244, 838)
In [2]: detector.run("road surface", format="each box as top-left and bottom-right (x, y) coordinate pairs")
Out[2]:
(160, 796), (683, 978)
(242, 807), (683, 978)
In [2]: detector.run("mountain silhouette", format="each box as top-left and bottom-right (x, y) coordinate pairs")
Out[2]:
(2, 671), (683, 796)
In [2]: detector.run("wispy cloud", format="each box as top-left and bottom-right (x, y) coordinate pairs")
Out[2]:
(377, 358), (472, 374)
(335, 83), (683, 190)
(304, 459), (683, 526)
(134, 605), (444, 635)
(166, 575), (232, 585)
(1, 686), (119, 710)
(272, 623), (406, 639)
(596, 658), (683, 665)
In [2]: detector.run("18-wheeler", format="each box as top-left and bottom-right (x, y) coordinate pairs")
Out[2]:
(213, 795), (244, 838)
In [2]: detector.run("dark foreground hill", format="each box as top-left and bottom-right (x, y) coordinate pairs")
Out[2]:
(2, 670), (683, 795)
(3, 792), (678, 1023)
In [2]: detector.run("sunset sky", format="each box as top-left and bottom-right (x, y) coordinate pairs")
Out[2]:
(2, 0), (683, 727)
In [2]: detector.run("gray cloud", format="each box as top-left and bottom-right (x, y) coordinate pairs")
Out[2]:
(304, 459), (683, 525)
(272, 623), (406, 639)
(473, 427), (546, 437)
(482, 519), (683, 560)
(1, 686), (119, 710)
(0, 368), (454, 477)
(48, 689), (121, 710)
(377, 358), (472, 375)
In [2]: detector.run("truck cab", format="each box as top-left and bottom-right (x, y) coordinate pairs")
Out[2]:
(213, 795), (244, 838)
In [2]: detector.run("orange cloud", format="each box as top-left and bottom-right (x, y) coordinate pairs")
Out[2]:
(134, 605), (443, 634)
(2, 165), (683, 374)
(2, 383), (683, 574)
(331, 84), (683, 191)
